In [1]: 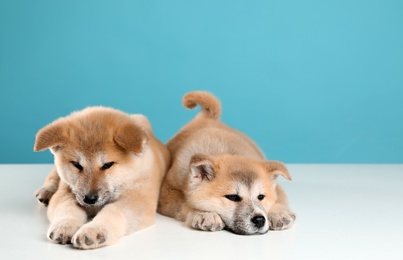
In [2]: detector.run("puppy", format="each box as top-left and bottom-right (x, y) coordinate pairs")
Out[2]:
(158, 91), (295, 235)
(34, 106), (170, 249)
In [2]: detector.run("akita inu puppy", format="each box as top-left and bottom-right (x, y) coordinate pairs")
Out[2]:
(34, 106), (170, 249)
(158, 91), (295, 235)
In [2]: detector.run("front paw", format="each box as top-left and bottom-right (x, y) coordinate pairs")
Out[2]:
(72, 224), (108, 250)
(187, 211), (225, 232)
(35, 185), (57, 206)
(269, 209), (296, 230)
(48, 219), (82, 244)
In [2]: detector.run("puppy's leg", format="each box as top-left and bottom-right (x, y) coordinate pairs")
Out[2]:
(268, 185), (296, 230)
(158, 182), (188, 220)
(186, 209), (225, 232)
(35, 167), (60, 206)
(72, 190), (156, 250)
(159, 168), (225, 232)
(158, 183), (225, 231)
(47, 182), (87, 244)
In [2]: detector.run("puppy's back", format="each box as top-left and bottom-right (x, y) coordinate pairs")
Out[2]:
(168, 91), (264, 175)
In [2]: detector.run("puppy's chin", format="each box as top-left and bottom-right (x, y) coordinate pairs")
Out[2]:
(224, 223), (269, 236)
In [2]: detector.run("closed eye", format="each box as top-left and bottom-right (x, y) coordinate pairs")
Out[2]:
(71, 161), (83, 171)
(224, 194), (242, 202)
(101, 161), (115, 170)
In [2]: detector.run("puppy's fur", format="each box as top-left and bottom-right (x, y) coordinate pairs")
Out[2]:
(34, 106), (170, 249)
(158, 91), (295, 235)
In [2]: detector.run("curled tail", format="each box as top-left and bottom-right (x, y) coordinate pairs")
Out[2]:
(182, 91), (221, 119)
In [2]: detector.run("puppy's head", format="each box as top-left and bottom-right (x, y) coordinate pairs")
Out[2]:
(34, 107), (148, 207)
(186, 154), (291, 235)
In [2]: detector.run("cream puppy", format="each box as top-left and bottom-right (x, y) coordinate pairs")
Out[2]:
(34, 106), (170, 249)
(158, 91), (295, 235)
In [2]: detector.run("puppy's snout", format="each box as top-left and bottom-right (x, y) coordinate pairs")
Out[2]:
(251, 215), (266, 228)
(83, 193), (99, 205)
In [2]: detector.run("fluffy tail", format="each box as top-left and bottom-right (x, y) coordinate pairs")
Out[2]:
(182, 91), (221, 119)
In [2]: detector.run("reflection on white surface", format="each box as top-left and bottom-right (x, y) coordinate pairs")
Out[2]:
(0, 164), (402, 259)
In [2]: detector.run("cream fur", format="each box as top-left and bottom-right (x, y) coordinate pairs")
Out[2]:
(158, 91), (295, 235)
(34, 106), (170, 249)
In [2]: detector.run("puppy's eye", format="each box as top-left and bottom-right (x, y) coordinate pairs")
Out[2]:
(225, 194), (242, 202)
(101, 161), (115, 170)
(257, 194), (265, 201)
(71, 161), (83, 171)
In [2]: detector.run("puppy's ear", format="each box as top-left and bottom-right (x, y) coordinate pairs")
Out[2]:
(189, 154), (216, 187)
(34, 120), (68, 152)
(263, 160), (292, 181)
(114, 122), (148, 154)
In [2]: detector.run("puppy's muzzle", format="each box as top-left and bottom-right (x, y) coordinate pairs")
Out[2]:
(251, 215), (265, 228)
(83, 193), (99, 205)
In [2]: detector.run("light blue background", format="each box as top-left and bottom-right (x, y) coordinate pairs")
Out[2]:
(1, 0), (402, 164)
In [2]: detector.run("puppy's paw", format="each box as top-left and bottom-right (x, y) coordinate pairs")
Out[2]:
(72, 224), (108, 250)
(35, 185), (57, 206)
(48, 219), (82, 244)
(187, 211), (225, 232)
(269, 209), (296, 230)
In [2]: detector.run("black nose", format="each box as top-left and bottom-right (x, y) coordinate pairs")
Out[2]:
(83, 193), (99, 205)
(251, 215), (266, 228)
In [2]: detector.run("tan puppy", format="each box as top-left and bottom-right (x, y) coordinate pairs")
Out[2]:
(34, 106), (170, 249)
(158, 91), (295, 235)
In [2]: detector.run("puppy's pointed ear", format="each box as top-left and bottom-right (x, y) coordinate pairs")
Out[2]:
(189, 154), (216, 187)
(263, 160), (292, 181)
(114, 121), (148, 154)
(34, 120), (68, 152)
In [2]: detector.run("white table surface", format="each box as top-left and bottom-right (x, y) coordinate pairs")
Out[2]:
(1, 164), (402, 260)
